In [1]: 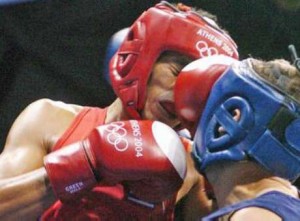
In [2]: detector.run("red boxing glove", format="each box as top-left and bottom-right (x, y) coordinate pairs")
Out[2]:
(174, 55), (238, 135)
(44, 120), (187, 203)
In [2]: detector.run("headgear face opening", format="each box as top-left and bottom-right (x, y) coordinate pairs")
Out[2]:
(193, 60), (300, 181)
(109, 1), (239, 119)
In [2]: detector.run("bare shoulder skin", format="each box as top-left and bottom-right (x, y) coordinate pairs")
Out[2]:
(0, 98), (83, 220)
(230, 207), (282, 221)
(0, 98), (83, 178)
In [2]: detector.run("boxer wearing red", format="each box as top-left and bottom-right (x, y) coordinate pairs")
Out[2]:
(0, 2), (238, 220)
(41, 112), (185, 220)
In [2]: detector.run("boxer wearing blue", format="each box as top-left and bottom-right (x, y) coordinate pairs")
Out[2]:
(175, 56), (300, 220)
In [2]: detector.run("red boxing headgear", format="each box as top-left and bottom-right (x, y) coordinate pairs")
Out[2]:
(109, 1), (239, 119)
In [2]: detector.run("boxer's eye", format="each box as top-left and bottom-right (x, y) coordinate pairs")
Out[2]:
(168, 63), (181, 77)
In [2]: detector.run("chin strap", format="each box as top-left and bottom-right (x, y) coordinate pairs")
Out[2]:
(288, 44), (300, 72)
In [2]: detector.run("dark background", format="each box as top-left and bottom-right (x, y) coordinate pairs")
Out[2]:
(1, 0), (299, 155)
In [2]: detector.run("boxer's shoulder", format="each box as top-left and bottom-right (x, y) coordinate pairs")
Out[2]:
(20, 99), (83, 122)
(8, 99), (84, 151)
(27, 99), (83, 114)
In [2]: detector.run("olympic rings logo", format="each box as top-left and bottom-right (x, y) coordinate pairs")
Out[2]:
(105, 122), (129, 152)
(196, 41), (219, 57)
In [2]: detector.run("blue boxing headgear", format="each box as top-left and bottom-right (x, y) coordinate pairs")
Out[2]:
(193, 59), (300, 181)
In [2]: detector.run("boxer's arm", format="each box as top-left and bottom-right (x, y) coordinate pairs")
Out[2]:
(0, 99), (53, 178)
(176, 164), (214, 220)
(0, 99), (80, 178)
(175, 138), (213, 220)
(0, 100), (57, 220)
(0, 99), (80, 219)
(0, 168), (56, 221)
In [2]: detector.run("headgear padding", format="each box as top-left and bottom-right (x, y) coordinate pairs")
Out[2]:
(103, 28), (129, 84)
(109, 1), (239, 119)
(193, 59), (300, 181)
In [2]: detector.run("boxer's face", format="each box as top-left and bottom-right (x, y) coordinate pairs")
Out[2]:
(141, 60), (183, 130)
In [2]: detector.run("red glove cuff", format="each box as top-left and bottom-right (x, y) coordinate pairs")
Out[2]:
(44, 141), (97, 202)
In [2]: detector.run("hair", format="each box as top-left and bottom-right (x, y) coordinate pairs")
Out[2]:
(174, 2), (218, 22)
(250, 58), (300, 103)
(173, 2), (223, 30)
